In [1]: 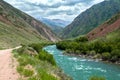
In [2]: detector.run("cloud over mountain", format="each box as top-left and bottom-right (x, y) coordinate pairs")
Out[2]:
(4, 0), (104, 21)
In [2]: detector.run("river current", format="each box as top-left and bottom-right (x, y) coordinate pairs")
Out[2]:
(44, 45), (120, 80)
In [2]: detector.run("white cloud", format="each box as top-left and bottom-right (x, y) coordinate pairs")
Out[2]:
(92, 0), (104, 4)
(4, 0), (104, 21)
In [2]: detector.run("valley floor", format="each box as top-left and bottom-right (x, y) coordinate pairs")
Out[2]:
(0, 48), (19, 80)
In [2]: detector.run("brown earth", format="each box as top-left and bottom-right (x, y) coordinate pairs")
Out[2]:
(87, 14), (120, 40)
(0, 47), (20, 80)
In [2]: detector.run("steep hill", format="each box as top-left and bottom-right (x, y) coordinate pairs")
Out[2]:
(37, 18), (63, 35)
(37, 18), (70, 35)
(0, 0), (58, 49)
(62, 0), (120, 38)
(52, 19), (70, 28)
(87, 13), (120, 40)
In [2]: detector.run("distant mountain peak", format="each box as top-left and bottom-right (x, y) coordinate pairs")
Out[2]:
(36, 17), (71, 36)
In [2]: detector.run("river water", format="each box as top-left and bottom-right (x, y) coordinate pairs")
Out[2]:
(43, 45), (120, 80)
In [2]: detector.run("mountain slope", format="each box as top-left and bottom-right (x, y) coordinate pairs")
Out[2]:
(37, 18), (70, 35)
(0, 0), (58, 48)
(52, 19), (70, 28)
(87, 13), (120, 40)
(62, 0), (120, 38)
(37, 18), (63, 35)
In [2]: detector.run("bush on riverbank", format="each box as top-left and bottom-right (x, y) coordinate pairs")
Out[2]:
(89, 76), (106, 80)
(56, 30), (120, 63)
(38, 50), (56, 65)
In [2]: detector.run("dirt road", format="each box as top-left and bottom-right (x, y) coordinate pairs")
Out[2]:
(0, 48), (19, 80)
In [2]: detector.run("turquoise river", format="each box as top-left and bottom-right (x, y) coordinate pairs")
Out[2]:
(44, 45), (120, 80)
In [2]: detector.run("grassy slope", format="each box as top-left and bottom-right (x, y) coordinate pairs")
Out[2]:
(0, 0), (59, 49)
(0, 21), (46, 49)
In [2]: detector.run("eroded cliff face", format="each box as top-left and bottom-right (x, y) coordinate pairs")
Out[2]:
(31, 20), (59, 42)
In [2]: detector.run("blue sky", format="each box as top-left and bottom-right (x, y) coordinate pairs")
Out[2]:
(4, 0), (104, 21)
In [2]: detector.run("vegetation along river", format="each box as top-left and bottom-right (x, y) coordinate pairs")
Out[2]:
(43, 45), (120, 80)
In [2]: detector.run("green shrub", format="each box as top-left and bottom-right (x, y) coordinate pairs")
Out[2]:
(28, 77), (37, 80)
(75, 36), (88, 42)
(29, 44), (42, 53)
(91, 41), (104, 53)
(29, 43), (52, 53)
(89, 76), (106, 80)
(111, 49), (120, 57)
(102, 52), (111, 60)
(17, 56), (28, 66)
(37, 69), (57, 80)
(17, 66), (24, 75)
(16, 47), (26, 54)
(93, 54), (101, 59)
(17, 66), (34, 77)
(75, 50), (81, 54)
(89, 50), (96, 56)
(38, 50), (56, 66)
(110, 49), (120, 62)
(22, 69), (34, 77)
(65, 49), (72, 53)
(56, 41), (70, 50)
